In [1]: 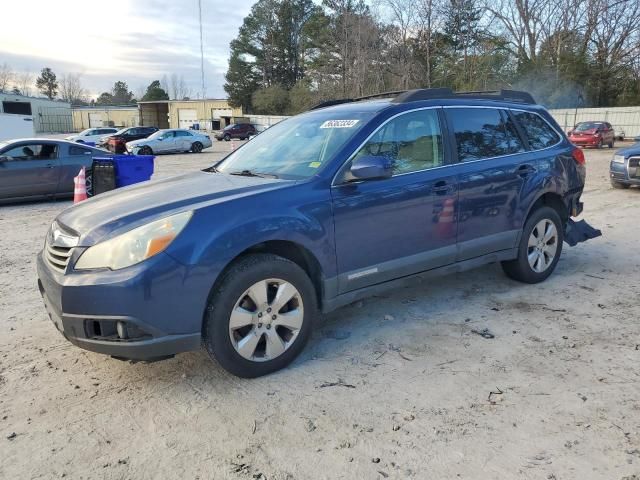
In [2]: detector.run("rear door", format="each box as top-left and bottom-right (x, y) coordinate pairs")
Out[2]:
(445, 107), (529, 261)
(58, 144), (94, 194)
(175, 130), (193, 151)
(0, 142), (60, 199)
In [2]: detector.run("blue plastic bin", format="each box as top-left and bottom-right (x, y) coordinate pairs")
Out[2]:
(110, 155), (155, 187)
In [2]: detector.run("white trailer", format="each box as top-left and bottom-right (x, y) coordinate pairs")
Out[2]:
(0, 113), (35, 141)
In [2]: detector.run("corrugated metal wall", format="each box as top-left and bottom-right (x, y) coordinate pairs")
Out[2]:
(549, 106), (640, 137)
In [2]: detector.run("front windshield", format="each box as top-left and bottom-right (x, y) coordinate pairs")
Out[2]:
(216, 110), (374, 179)
(575, 122), (601, 131)
(223, 124), (234, 131)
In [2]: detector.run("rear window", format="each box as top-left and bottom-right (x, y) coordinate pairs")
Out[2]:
(513, 111), (560, 150)
(447, 108), (526, 161)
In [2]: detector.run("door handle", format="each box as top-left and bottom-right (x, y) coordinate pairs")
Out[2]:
(431, 181), (452, 195)
(515, 164), (536, 177)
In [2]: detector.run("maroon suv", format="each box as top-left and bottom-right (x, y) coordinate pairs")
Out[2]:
(214, 123), (257, 141)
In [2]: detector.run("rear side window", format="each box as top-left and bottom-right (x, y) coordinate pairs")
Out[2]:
(448, 108), (525, 162)
(512, 111), (560, 150)
(69, 145), (92, 155)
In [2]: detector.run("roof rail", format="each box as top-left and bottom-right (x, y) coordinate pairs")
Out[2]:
(310, 90), (407, 110)
(310, 87), (535, 111)
(393, 88), (535, 104)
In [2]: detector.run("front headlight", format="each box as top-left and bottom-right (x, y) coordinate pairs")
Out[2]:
(75, 211), (193, 270)
(612, 154), (626, 164)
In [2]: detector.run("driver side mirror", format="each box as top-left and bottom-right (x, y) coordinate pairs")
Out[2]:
(350, 155), (393, 180)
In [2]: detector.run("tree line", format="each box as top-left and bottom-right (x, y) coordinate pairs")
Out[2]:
(0, 64), (193, 105)
(224, 0), (640, 115)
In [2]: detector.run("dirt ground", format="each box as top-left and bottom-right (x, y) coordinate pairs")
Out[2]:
(1, 141), (639, 480)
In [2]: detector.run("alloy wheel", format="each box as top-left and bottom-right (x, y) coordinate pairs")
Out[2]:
(228, 278), (304, 362)
(527, 219), (559, 273)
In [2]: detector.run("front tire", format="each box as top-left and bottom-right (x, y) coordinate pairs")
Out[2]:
(608, 140), (614, 148)
(203, 254), (317, 378)
(501, 206), (564, 284)
(223, 134), (231, 141)
(139, 145), (153, 155)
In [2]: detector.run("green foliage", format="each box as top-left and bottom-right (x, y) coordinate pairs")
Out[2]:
(35, 67), (58, 99)
(225, 0), (640, 111)
(252, 84), (290, 114)
(141, 80), (169, 101)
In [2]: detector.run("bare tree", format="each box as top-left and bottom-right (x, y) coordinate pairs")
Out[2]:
(16, 71), (34, 96)
(0, 63), (13, 93)
(59, 73), (88, 104)
(169, 73), (192, 99)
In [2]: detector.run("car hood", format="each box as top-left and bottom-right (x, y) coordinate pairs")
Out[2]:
(56, 171), (291, 245)
(616, 144), (640, 158)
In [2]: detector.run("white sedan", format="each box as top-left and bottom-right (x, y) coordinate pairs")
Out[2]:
(126, 129), (212, 155)
(65, 128), (119, 145)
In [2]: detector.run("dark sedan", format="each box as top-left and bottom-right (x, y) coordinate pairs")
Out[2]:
(0, 139), (108, 204)
(102, 127), (158, 153)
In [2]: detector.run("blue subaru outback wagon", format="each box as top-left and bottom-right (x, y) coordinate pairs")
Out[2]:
(37, 88), (591, 377)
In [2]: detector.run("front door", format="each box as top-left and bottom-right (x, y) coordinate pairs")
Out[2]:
(0, 142), (60, 199)
(331, 108), (458, 293)
(444, 107), (530, 260)
(58, 144), (94, 194)
(156, 131), (177, 152)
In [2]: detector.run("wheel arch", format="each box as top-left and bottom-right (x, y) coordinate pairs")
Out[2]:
(525, 191), (568, 226)
(201, 239), (325, 331)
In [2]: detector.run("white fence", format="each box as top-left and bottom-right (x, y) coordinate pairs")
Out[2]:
(548, 106), (640, 138)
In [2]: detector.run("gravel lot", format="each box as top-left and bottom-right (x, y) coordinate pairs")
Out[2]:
(1, 141), (639, 479)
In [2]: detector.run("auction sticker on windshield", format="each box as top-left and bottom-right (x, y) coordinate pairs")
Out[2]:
(320, 120), (360, 129)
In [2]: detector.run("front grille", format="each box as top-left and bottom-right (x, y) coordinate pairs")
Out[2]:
(44, 222), (79, 273)
(45, 242), (73, 272)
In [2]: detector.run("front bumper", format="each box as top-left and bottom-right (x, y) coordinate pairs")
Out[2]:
(570, 137), (600, 146)
(36, 250), (203, 361)
(610, 158), (640, 185)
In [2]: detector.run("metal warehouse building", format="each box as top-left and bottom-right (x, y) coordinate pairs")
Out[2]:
(137, 99), (244, 131)
(0, 93), (72, 133)
(72, 105), (139, 130)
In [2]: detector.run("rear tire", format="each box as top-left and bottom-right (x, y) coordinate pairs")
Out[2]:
(611, 180), (630, 189)
(608, 140), (614, 148)
(203, 253), (317, 378)
(501, 206), (564, 284)
(192, 141), (203, 153)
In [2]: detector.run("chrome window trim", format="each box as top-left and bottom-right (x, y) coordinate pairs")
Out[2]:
(332, 105), (564, 186)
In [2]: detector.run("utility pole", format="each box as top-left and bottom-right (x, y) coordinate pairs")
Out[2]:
(198, 0), (206, 99)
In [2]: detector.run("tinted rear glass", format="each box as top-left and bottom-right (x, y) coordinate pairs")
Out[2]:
(513, 111), (560, 149)
(448, 108), (525, 161)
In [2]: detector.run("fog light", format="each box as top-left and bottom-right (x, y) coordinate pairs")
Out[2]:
(116, 321), (128, 339)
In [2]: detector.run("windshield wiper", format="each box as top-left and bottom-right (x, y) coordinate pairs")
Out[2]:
(229, 169), (278, 179)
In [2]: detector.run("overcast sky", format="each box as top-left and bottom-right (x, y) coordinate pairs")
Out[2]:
(0, 0), (256, 99)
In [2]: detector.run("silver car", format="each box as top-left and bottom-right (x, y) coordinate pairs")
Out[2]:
(0, 139), (108, 204)
(126, 129), (212, 155)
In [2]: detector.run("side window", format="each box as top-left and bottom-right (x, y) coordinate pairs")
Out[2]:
(353, 109), (444, 175)
(448, 108), (526, 162)
(513, 111), (560, 150)
(176, 131), (192, 137)
(69, 145), (92, 156)
(2, 144), (58, 160)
